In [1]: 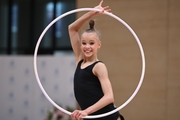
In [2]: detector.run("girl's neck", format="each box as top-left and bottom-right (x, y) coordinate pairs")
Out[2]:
(83, 56), (98, 63)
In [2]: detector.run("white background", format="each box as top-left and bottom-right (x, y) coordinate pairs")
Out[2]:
(0, 55), (76, 120)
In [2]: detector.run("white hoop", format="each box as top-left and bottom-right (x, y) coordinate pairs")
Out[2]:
(34, 8), (145, 119)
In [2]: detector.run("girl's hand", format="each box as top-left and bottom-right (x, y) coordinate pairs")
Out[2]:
(71, 110), (88, 120)
(93, 0), (112, 15)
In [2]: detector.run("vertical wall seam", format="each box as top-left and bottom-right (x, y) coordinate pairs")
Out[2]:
(165, 0), (170, 120)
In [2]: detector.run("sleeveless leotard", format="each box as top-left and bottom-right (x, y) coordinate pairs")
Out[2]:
(74, 60), (122, 120)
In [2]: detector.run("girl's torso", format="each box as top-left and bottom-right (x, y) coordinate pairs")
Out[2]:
(74, 60), (121, 120)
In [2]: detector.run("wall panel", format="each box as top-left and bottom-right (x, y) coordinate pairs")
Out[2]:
(76, 0), (180, 120)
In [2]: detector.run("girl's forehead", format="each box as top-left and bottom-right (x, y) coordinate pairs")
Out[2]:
(81, 32), (99, 40)
(82, 32), (96, 36)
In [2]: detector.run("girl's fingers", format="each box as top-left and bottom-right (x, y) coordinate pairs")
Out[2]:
(71, 110), (83, 120)
(106, 9), (112, 13)
(103, 6), (109, 9)
(103, 6), (111, 13)
(71, 110), (78, 118)
(99, 0), (104, 6)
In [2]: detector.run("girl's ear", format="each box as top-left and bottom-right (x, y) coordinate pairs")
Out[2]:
(98, 41), (101, 48)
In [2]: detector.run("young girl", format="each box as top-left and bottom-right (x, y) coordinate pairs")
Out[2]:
(68, 0), (124, 120)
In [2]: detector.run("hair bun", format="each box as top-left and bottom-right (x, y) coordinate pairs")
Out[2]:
(89, 19), (95, 29)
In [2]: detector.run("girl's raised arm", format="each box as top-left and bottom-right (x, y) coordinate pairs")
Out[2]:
(68, 11), (96, 64)
(68, 0), (111, 64)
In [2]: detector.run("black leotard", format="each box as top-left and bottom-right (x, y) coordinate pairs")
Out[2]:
(74, 60), (123, 120)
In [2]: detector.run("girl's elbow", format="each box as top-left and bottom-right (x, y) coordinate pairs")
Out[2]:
(68, 24), (78, 32)
(110, 97), (115, 103)
(107, 95), (114, 104)
(68, 24), (72, 31)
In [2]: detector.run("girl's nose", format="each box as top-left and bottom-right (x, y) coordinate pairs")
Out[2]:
(85, 44), (90, 48)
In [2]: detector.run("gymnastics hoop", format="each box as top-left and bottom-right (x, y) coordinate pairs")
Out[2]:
(34, 8), (145, 119)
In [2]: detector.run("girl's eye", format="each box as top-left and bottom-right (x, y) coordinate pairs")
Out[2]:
(82, 42), (86, 45)
(90, 42), (94, 45)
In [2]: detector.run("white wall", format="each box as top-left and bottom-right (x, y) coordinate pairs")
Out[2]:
(0, 55), (76, 120)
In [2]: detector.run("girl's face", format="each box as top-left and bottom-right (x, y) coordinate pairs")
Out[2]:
(81, 32), (101, 58)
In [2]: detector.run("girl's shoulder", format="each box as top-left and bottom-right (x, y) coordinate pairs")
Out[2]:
(93, 61), (108, 76)
(95, 61), (104, 66)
